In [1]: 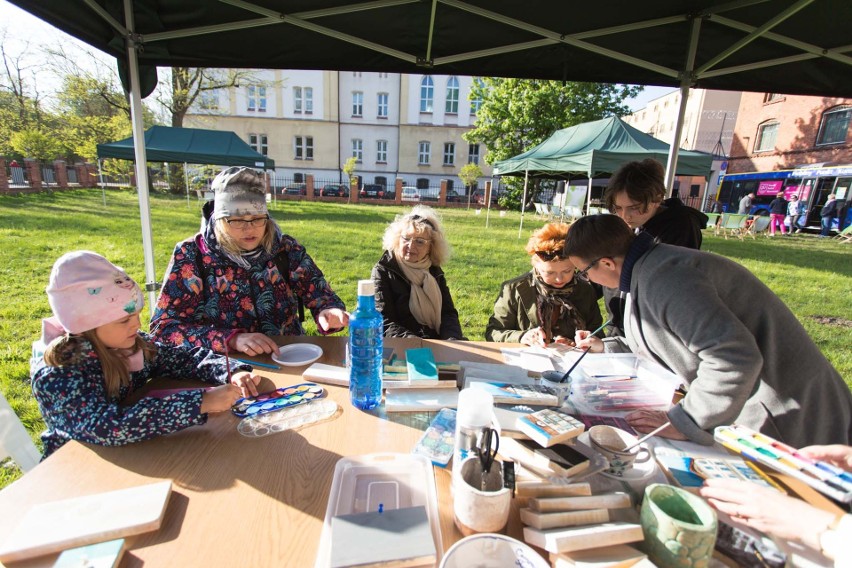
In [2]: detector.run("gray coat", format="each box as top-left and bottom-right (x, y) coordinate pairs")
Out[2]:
(604, 243), (852, 446)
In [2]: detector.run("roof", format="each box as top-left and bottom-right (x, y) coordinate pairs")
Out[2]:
(97, 125), (275, 169)
(493, 116), (714, 178)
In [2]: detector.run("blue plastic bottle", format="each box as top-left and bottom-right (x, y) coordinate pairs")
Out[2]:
(349, 279), (383, 410)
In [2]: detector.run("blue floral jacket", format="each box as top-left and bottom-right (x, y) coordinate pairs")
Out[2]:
(31, 334), (250, 458)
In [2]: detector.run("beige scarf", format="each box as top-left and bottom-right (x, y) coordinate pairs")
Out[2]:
(394, 252), (443, 333)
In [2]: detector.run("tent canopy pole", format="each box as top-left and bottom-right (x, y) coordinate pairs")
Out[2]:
(518, 169), (529, 239)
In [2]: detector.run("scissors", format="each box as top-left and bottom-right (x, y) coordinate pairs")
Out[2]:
(477, 427), (500, 491)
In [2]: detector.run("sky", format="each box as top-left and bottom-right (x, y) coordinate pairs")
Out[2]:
(0, 0), (675, 111)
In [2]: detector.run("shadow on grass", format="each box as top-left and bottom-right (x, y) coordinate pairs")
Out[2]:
(703, 236), (852, 278)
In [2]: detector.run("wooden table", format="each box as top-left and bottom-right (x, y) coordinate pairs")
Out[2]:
(0, 337), (525, 568)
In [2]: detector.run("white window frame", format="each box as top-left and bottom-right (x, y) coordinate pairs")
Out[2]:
(305, 87), (313, 114)
(418, 141), (431, 165)
(816, 106), (851, 146)
(377, 92), (389, 118)
(376, 140), (388, 163)
(293, 87), (302, 113)
(352, 139), (363, 162)
(470, 79), (483, 115)
(755, 121), (779, 152)
(445, 76), (459, 114)
(420, 77), (434, 113)
(199, 89), (218, 111)
(468, 143), (480, 165)
(352, 91), (363, 117)
(443, 142), (455, 166)
(294, 136), (314, 160)
(247, 85), (267, 112)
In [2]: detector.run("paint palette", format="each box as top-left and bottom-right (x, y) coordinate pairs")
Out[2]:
(231, 383), (326, 418)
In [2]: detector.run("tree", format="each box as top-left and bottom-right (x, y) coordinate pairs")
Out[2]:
(465, 79), (642, 208)
(342, 156), (358, 203)
(0, 30), (49, 158)
(458, 162), (483, 210)
(10, 128), (62, 161)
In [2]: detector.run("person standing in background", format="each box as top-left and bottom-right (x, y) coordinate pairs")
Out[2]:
(787, 194), (805, 233)
(738, 192), (755, 214)
(768, 191), (788, 236)
(820, 194), (839, 237)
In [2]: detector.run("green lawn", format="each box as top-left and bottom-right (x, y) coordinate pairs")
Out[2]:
(1, 189), (850, 488)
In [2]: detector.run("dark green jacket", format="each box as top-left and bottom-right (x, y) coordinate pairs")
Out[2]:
(485, 271), (603, 343)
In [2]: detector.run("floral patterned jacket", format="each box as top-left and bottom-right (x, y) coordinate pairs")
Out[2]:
(31, 333), (250, 458)
(150, 230), (345, 351)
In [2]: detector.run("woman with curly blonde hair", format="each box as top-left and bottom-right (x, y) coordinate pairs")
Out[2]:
(371, 205), (465, 339)
(485, 222), (602, 346)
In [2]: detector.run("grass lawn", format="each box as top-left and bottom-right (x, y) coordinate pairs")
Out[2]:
(1, 189), (850, 488)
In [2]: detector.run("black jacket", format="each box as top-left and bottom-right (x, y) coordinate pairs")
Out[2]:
(769, 197), (788, 215)
(371, 251), (466, 340)
(821, 199), (839, 218)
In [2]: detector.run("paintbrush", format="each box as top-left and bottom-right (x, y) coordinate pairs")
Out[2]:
(622, 421), (671, 452)
(558, 319), (612, 383)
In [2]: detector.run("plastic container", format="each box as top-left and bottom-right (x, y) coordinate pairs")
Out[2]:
(314, 453), (443, 568)
(348, 280), (383, 410)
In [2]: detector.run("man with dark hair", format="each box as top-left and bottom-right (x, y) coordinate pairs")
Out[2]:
(565, 214), (852, 448)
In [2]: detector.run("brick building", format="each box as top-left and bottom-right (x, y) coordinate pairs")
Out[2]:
(727, 93), (852, 174)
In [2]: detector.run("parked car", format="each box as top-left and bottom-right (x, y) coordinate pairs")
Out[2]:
(445, 189), (463, 203)
(360, 184), (385, 199)
(401, 187), (420, 201)
(284, 184), (306, 196)
(320, 184), (349, 197)
(472, 189), (498, 205)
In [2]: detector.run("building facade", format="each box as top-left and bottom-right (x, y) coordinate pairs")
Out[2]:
(726, 93), (852, 174)
(185, 70), (491, 195)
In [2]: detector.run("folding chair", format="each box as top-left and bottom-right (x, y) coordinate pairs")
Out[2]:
(533, 203), (549, 219)
(0, 390), (40, 472)
(704, 213), (720, 234)
(718, 213), (749, 240)
(833, 224), (852, 243)
(745, 215), (771, 239)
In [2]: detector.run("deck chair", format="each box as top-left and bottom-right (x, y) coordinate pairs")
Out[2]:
(833, 224), (852, 242)
(704, 213), (720, 231)
(0, 390), (40, 472)
(745, 215), (771, 239)
(718, 213), (749, 240)
(549, 204), (562, 220)
(533, 203), (549, 219)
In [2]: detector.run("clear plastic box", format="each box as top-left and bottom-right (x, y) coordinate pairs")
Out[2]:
(314, 453), (443, 568)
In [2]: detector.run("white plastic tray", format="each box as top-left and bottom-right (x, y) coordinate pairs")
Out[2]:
(314, 453), (443, 568)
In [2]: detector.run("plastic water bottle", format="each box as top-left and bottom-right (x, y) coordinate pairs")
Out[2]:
(349, 279), (383, 410)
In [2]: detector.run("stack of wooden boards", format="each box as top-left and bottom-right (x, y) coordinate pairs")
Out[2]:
(516, 481), (648, 567)
(384, 348), (461, 411)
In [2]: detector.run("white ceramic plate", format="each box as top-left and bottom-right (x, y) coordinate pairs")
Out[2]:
(439, 533), (549, 568)
(272, 343), (324, 367)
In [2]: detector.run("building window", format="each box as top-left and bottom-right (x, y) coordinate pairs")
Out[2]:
(468, 143), (480, 165)
(294, 87), (302, 113)
(816, 106), (851, 146)
(376, 140), (388, 163)
(199, 90), (218, 111)
(352, 92), (363, 117)
(443, 142), (455, 166)
(304, 87), (313, 114)
(247, 85), (266, 112)
(755, 121), (779, 152)
(377, 93), (389, 118)
(417, 178), (429, 189)
(294, 136), (313, 160)
(352, 139), (363, 162)
(470, 79), (483, 115)
(764, 93), (784, 103)
(375, 176), (388, 189)
(249, 134), (268, 156)
(445, 76), (459, 114)
(420, 76), (434, 113)
(418, 141), (431, 165)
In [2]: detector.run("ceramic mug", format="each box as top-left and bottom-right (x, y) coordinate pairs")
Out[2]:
(453, 457), (512, 536)
(588, 425), (651, 477)
(640, 483), (718, 567)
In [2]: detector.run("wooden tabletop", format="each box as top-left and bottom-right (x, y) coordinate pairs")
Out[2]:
(0, 337), (525, 568)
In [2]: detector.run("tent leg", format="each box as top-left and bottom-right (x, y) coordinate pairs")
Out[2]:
(98, 159), (106, 207)
(518, 169), (529, 239)
(184, 162), (190, 208)
(124, 0), (158, 311)
(586, 174), (592, 215)
(664, 16), (702, 195)
(486, 177), (493, 229)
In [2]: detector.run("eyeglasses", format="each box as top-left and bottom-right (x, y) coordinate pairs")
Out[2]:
(575, 258), (602, 282)
(225, 215), (269, 229)
(534, 250), (566, 262)
(401, 235), (431, 247)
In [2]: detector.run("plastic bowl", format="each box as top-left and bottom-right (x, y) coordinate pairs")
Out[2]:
(439, 533), (549, 568)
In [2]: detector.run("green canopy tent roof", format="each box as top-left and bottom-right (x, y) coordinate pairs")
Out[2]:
(97, 125), (275, 169)
(492, 116), (712, 179)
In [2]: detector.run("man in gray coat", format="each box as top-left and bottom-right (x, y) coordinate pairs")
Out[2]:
(566, 214), (852, 447)
(737, 192), (755, 214)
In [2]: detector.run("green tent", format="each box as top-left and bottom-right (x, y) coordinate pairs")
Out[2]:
(492, 116), (712, 179)
(97, 125), (274, 169)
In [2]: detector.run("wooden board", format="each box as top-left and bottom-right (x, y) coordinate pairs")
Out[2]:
(0, 481), (172, 563)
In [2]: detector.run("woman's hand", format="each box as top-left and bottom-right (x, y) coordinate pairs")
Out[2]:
(699, 478), (837, 552)
(574, 329), (604, 352)
(230, 371), (261, 398)
(799, 445), (852, 472)
(229, 332), (279, 355)
(625, 409), (687, 440)
(521, 327), (546, 347)
(552, 335), (576, 347)
(318, 308), (350, 332)
(200, 384), (241, 413)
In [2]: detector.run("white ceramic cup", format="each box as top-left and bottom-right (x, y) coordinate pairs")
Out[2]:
(588, 425), (651, 477)
(453, 457), (511, 535)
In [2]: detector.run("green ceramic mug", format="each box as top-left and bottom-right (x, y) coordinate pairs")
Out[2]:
(640, 484), (717, 568)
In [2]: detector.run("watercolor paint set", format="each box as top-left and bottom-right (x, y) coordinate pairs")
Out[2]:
(231, 383), (326, 418)
(714, 425), (852, 503)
